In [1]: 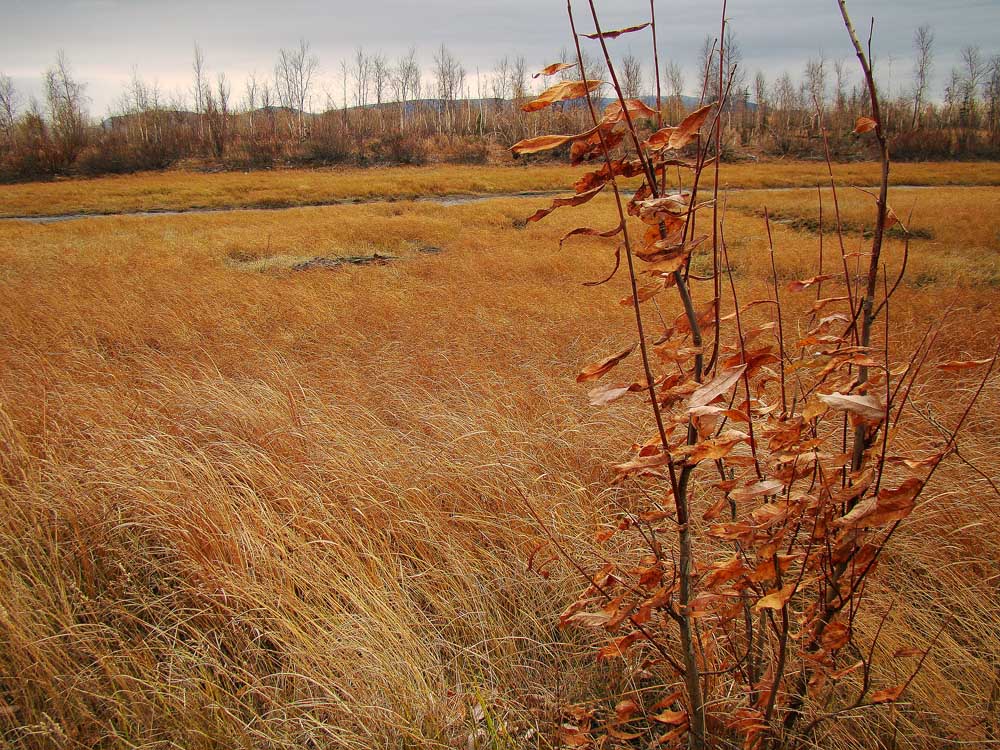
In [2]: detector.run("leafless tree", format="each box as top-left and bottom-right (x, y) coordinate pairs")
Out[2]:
(259, 79), (275, 140)
(1, 73), (21, 143)
(911, 24), (934, 128)
(352, 47), (370, 108)
(662, 59), (684, 121)
(45, 51), (88, 165)
(204, 72), (230, 156)
(391, 48), (420, 129)
(753, 70), (767, 134)
(371, 54), (389, 107)
(491, 57), (511, 103)
(510, 56), (528, 103)
(772, 71), (800, 136)
(192, 43), (207, 142)
(621, 53), (643, 99)
(244, 72), (259, 139)
(833, 58), (849, 115)
(433, 44), (465, 133)
(944, 67), (962, 124)
(275, 39), (318, 136)
(699, 27), (745, 106)
(986, 55), (1000, 141)
(805, 56), (827, 109)
(960, 45), (984, 126)
(665, 59), (684, 100)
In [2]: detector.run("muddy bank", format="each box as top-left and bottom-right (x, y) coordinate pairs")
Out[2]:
(0, 190), (563, 224)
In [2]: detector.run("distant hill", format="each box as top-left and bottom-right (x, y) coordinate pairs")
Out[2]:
(101, 94), (748, 130)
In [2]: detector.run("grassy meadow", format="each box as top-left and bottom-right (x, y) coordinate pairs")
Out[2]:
(4, 159), (1000, 218)
(0, 161), (998, 749)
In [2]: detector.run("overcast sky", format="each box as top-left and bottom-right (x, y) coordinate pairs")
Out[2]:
(2, 0), (998, 116)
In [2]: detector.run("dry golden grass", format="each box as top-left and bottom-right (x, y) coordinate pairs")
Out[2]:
(0, 171), (998, 748)
(727, 185), (1000, 288)
(3, 160), (1000, 218)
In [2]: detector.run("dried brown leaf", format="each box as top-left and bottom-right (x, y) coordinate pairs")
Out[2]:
(577, 344), (636, 383)
(870, 684), (906, 704)
(669, 101), (716, 149)
(582, 22), (651, 40)
(527, 184), (606, 223)
(753, 581), (797, 612)
(688, 365), (747, 409)
(532, 61), (575, 79)
(835, 478), (922, 530)
(853, 116), (878, 134)
(938, 358), (993, 372)
(818, 391), (885, 423)
(522, 79), (604, 113)
(588, 383), (632, 406)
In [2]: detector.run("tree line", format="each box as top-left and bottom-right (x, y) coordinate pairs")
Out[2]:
(1, 26), (999, 181)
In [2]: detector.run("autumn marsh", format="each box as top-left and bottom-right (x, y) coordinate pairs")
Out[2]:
(1, 162), (998, 749)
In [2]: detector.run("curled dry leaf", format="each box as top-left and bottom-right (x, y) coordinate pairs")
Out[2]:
(835, 477), (922, 530)
(598, 631), (643, 660)
(938, 358), (993, 372)
(634, 193), (689, 220)
(561, 224), (623, 246)
(870, 684), (906, 704)
(577, 344), (637, 383)
(643, 126), (676, 150)
(688, 365), (748, 410)
(729, 479), (784, 503)
(588, 383), (632, 406)
(614, 450), (672, 476)
(884, 204), (906, 231)
(644, 102), (716, 151)
(528, 184), (606, 223)
(681, 430), (749, 465)
(818, 391), (885, 423)
(571, 127), (624, 165)
(532, 61), (575, 79)
(574, 158), (645, 193)
(854, 115), (878, 134)
(811, 296), (850, 313)
(885, 452), (944, 470)
(620, 279), (668, 307)
(602, 98), (658, 124)
(583, 246), (622, 287)
(637, 233), (707, 265)
(821, 622), (851, 651)
(701, 556), (746, 588)
(747, 554), (801, 584)
(564, 610), (613, 628)
(615, 698), (641, 722)
(522, 79), (604, 113)
(753, 581), (798, 612)
(651, 708), (688, 725)
(669, 102), (716, 149)
(788, 274), (837, 292)
(510, 128), (596, 155)
(582, 22), (651, 40)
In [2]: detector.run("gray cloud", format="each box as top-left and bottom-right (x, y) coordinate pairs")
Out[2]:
(2, 0), (997, 115)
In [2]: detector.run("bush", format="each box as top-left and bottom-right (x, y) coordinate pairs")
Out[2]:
(890, 129), (954, 161)
(434, 136), (489, 164)
(368, 133), (428, 165)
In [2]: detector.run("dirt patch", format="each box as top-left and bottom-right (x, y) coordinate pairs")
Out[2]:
(292, 253), (397, 271)
(750, 209), (932, 240)
(225, 247), (407, 273)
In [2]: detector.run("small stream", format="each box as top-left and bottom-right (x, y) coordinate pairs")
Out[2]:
(0, 190), (564, 224)
(0, 183), (954, 225)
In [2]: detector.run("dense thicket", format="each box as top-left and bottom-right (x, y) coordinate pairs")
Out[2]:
(2, 32), (999, 181)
